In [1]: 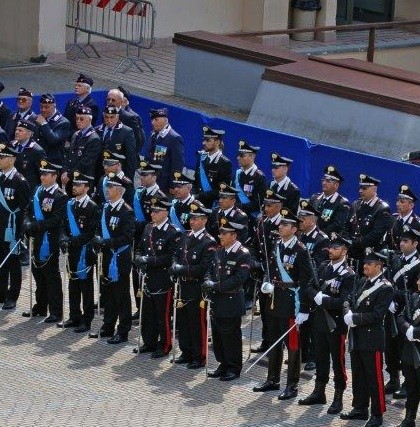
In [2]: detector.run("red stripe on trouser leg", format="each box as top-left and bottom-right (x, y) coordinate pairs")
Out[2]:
(288, 317), (299, 351)
(163, 290), (172, 354)
(340, 334), (348, 383)
(112, 0), (127, 12)
(200, 303), (207, 364)
(375, 351), (386, 414)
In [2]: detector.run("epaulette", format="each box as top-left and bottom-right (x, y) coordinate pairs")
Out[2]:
(240, 246), (250, 254)
(123, 203), (133, 211)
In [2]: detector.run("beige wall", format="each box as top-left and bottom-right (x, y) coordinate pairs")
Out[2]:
(394, 0), (420, 20)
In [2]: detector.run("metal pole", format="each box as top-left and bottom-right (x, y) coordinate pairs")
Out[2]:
(0, 239), (21, 271)
(136, 270), (146, 354)
(29, 238), (33, 318)
(61, 252), (69, 330)
(205, 297), (211, 379)
(171, 277), (180, 365)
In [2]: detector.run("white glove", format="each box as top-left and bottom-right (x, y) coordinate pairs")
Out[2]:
(261, 282), (274, 294)
(295, 312), (309, 325)
(314, 291), (326, 306)
(406, 325), (414, 341)
(344, 310), (355, 327)
(388, 301), (397, 314)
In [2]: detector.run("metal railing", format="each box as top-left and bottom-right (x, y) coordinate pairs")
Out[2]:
(234, 20), (420, 63)
(66, 0), (156, 73)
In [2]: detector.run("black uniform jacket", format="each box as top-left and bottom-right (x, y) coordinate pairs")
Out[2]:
(269, 177), (300, 215)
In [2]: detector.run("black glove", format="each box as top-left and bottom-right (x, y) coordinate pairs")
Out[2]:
(202, 280), (215, 292)
(170, 263), (186, 276)
(22, 220), (37, 233)
(92, 235), (105, 249)
(60, 240), (70, 254)
(70, 235), (83, 247)
(134, 255), (149, 268)
(251, 260), (263, 271)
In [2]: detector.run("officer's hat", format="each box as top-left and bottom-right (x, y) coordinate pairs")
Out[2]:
(189, 200), (212, 217)
(118, 85), (131, 100)
(0, 143), (17, 157)
(264, 189), (285, 204)
(172, 170), (194, 186)
(39, 158), (62, 174)
(401, 225), (420, 242)
(219, 217), (245, 233)
(219, 182), (239, 198)
(298, 199), (320, 217)
(0, 82), (4, 93)
(103, 106), (119, 115)
(150, 108), (168, 120)
(105, 172), (126, 188)
(359, 173), (381, 187)
(280, 208), (299, 224)
(364, 247), (387, 263)
(402, 150), (420, 165)
(102, 149), (125, 165)
(18, 87), (33, 98)
(150, 195), (171, 211)
(71, 170), (94, 185)
(40, 93), (55, 104)
(237, 140), (260, 155)
(329, 232), (352, 248)
(76, 73), (93, 86)
(398, 184), (417, 202)
(323, 165), (344, 182)
(202, 125), (225, 139)
(76, 106), (92, 116)
(138, 159), (162, 175)
(17, 119), (35, 132)
(271, 153), (293, 167)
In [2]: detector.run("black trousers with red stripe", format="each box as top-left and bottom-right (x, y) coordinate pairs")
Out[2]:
(314, 328), (347, 390)
(350, 350), (386, 416)
(177, 299), (207, 364)
(142, 290), (172, 354)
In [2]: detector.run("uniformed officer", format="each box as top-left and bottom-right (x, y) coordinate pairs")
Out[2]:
(310, 165), (351, 237)
(349, 173), (394, 274)
(341, 250), (393, 427)
(92, 172), (135, 344)
(203, 217), (251, 381)
(134, 194), (181, 358)
(171, 200), (217, 368)
(207, 182), (249, 245)
(298, 199), (330, 371)
(22, 159), (67, 322)
(193, 125), (232, 208)
(64, 73), (100, 134)
(249, 189), (284, 353)
(253, 208), (312, 399)
(170, 170), (196, 232)
(386, 185), (420, 251)
(0, 143), (30, 309)
(269, 153), (300, 215)
(131, 159), (165, 320)
(95, 106), (137, 182)
(93, 150), (134, 208)
(11, 119), (46, 193)
(233, 139), (267, 229)
(298, 233), (355, 415)
(396, 273), (420, 427)
(4, 87), (37, 140)
(59, 171), (99, 332)
(145, 108), (185, 195)
(0, 81), (11, 130)
(34, 93), (71, 167)
(106, 88), (145, 155)
(61, 106), (101, 194)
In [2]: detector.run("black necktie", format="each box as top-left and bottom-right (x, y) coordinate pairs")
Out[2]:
(103, 127), (112, 142)
(15, 112), (21, 121)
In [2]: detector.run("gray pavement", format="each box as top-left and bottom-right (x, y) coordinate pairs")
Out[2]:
(0, 63), (406, 427)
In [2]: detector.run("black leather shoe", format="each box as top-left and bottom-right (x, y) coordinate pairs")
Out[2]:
(207, 366), (226, 378)
(384, 378), (400, 394)
(220, 372), (240, 381)
(174, 354), (191, 364)
(74, 324), (90, 333)
(278, 384), (298, 400)
(57, 319), (79, 328)
(393, 386), (407, 399)
(131, 310), (140, 321)
(250, 345), (268, 353)
(187, 361), (203, 369)
(151, 349), (167, 359)
(364, 415), (383, 427)
(304, 361), (316, 371)
(107, 333), (128, 344)
(133, 344), (156, 354)
(44, 315), (62, 324)
(22, 307), (47, 317)
(253, 380), (280, 392)
(2, 301), (16, 310)
(340, 409), (369, 420)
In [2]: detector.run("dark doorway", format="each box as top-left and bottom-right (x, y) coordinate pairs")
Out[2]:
(353, 0), (394, 22)
(337, 0), (354, 25)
